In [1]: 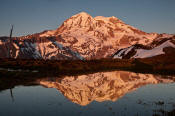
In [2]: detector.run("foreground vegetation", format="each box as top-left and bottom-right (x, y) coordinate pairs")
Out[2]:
(0, 55), (175, 78)
(0, 55), (175, 92)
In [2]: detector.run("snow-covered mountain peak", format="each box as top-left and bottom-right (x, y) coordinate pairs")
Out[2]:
(40, 12), (145, 38)
(38, 12), (163, 59)
(94, 15), (123, 24)
(9, 12), (173, 60)
(72, 12), (91, 18)
(62, 12), (94, 28)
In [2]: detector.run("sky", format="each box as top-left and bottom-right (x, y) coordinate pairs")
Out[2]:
(0, 0), (175, 37)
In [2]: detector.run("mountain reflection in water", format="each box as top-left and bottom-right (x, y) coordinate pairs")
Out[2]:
(1, 70), (175, 116)
(36, 71), (175, 106)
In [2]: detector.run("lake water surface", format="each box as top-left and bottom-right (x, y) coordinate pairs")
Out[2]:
(0, 71), (175, 116)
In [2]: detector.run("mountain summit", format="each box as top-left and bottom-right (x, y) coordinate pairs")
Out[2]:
(0, 12), (174, 60)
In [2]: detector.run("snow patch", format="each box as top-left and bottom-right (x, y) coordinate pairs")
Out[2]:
(114, 46), (134, 59)
(40, 30), (56, 37)
(53, 41), (63, 50)
(133, 40), (175, 58)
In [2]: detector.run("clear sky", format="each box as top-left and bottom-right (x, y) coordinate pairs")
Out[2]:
(0, 0), (175, 37)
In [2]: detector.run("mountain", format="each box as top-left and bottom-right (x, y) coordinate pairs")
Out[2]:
(0, 12), (173, 60)
(113, 36), (175, 59)
(37, 71), (175, 106)
(0, 36), (83, 60)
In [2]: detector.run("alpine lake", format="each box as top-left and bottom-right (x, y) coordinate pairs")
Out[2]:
(0, 70), (175, 116)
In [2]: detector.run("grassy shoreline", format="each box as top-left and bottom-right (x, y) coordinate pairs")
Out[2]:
(0, 56), (175, 78)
